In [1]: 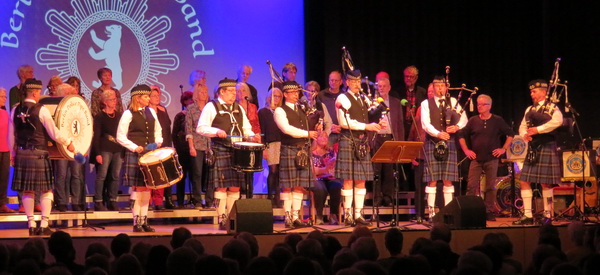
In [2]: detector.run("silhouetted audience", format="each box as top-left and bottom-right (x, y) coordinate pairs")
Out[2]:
(170, 227), (192, 250)
(145, 245), (170, 275)
(110, 233), (131, 259)
(48, 231), (84, 275)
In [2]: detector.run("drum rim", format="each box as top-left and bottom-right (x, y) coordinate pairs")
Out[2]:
(138, 147), (177, 165)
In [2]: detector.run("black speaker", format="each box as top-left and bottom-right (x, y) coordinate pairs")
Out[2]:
(433, 195), (486, 229)
(227, 199), (273, 234)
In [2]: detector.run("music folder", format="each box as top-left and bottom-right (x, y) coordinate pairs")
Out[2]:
(371, 141), (424, 163)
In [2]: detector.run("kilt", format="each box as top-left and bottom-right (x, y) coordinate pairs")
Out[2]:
(521, 142), (561, 185)
(335, 135), (373, 181)
(423, 138), (459, 182)
(11, 149), (54, 191)
(265, 141), (281, 166)
(123, 150), (146, 187)
(210, 143), (242, 188)
(279, 145), (311, 188)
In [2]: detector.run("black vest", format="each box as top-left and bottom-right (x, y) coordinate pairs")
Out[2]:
(427, 97), (461, 141)
(341, 91), (368, 137)
(525, 102), (557, 144)
(210, 100), (244, 146)
(127, 108), (156, 147)
(280, 104), (308, 146)
(14, 102), (49, 149)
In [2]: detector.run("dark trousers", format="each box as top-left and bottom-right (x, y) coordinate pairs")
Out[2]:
(413, 159), (425, 219)
(311, 178), (342, 216)
(466, 159), (499, 212)
(174, 151), (192, 206)
(372, 134), (396, 202)
(0, 152), (9, 206)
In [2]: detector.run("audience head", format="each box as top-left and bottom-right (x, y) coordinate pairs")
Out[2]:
(268, 244), (294, 275)
(332, 250), (359, 274)
(111, 233), (131, 259)
(350, 237), (379, 261)
(347, 225), (372, 247)
(284, 233), (303, 255)
(166, 247), (198, 275)
(385, 227), (404, 256)
(112, 253), (143, 275)
(296, 238), (324, 260)
(48, 231), (76, 263)
(170, 227), (192, 250)
(430, 222), (452, 243)
(146, 245), (170, 275)
(568, 221), (586, 246)
(131, 242), (152, 270)
(196, 254), (228, 275)
(222, 238), (251, 270)
(85, 242), (111, 259)
(352, 260), (387, 275)
(245, 256), (277, 275)
(182, 238), (205, 256)
(236, 232), (259, 258)
(85, 254), (110, 274)
(283, 256), (321, 275)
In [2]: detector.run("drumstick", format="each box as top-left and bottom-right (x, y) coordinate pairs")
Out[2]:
(226, 134), (265, 138)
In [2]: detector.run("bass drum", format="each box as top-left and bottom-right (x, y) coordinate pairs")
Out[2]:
(494, 176), (523, 215)
(39, 95), (93, 160)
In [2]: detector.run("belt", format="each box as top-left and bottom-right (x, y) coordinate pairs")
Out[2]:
(17, 145), (46, 150)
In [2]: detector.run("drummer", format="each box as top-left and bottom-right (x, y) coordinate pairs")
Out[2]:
(274, 81), (319, 228)
(10, 78), (75, 235)
(197, 78), (255, 230)
(116, 84), (163, 232)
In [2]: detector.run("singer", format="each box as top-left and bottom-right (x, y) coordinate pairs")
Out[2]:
(371, 78), (404, 206)
(420, 76), (467, 219)
(335, 70), (388, 226)
(402, 66), (428, 140)
(512, 79), (563, 225)
(90, 68), (124, 117)
(457, 94), (514, 221)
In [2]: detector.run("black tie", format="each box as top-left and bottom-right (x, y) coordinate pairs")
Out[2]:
(356, 94), (363, 108)
(439, 99), (445, 109)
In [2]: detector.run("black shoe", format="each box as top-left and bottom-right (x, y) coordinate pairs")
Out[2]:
(164, 199), (176, 209)
(292, 219), (308, 228)
(107, 201), (120, 211)
(55, 204), (68, 212)
(355, 216), (372, 226)
(94, 202), (107, 211)
(486, 212), (497, 221)
(328, 215), (339, 225)
(194, 203), (204, 209)
(28, 227), (37, 236)
(219, 215), (228, 230)
(37, 227), (54, 235)
(154, 205), (166, 211)
(133, 225), (144, 232)
(344, 214), (354, 226)
(512, 216), (534, 225)
(71, 204), (83, 211)
(315, 215), (324, 225)
(142, 224), (155, 232)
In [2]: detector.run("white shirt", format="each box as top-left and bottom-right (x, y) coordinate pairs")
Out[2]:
(420, 95), (468, 137)
(9, 98), (72, 153)
(335, 90), (372, 131)
(116, 107), (163, 152)
(518, 100), (563, 136)
(274, 102), (310, 138)
(196, 98), (254, 137)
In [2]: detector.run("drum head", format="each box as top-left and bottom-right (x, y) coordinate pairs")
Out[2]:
(40, 95), (93, 160)
(139, 147), (175, 164)
(495, 176), (522, 214)
(233, 142), (266, 149)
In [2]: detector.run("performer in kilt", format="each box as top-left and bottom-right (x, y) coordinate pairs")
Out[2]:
(513, 79), (563, 225)
(116, 84), (163, 232)
(420, 76), (467, 218)
(274, 81), (319, 228)
(10, 78), (75, 236)
(335, 70), (388, 226)
(197, 78), (255, 230)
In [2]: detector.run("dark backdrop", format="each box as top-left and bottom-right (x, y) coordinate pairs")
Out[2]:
(304, 0), (600, 142)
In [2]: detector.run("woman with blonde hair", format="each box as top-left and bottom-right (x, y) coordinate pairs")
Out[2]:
(258, 88), (284, 206)
(185, 80), (210, 208)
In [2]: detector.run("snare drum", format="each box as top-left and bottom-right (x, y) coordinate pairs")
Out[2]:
(138, 147), (183, 189)
(39, 95), (93, 159)
(232, 142), (266, 172)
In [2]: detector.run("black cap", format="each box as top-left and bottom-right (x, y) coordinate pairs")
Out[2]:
(345, 69), (361, 80)
(130, 84), (152, 98)
(528, 79), (548, 90)
(24, 78), (43, 90)
(282, 81), (300, 91)
(218, 78), (237, 89)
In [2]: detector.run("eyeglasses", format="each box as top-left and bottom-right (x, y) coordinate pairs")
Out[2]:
(477, 103), (491, 106)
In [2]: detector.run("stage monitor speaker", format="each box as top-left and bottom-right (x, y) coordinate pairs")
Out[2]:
(433, 195), (486, 229)
(227, 199), (273, 234)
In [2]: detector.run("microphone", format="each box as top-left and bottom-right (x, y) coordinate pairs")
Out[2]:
(335, 101), (348, 113)
(400, 99), (409, 107)
(377, 97), (389, 109)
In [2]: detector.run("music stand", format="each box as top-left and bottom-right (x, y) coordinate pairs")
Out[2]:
(371, 141), (423, 230)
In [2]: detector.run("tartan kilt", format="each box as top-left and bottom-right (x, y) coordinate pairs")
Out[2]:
(521, 142), (561, 185)
(423, 138), (459, 182)
(123, 150), (146, 187)
(335, 136), (373, 181)
(279, 145), (311, 188)
(11, 149), (54, 191)
(210, 143), (243, 188)
(265, 141), (281, 166)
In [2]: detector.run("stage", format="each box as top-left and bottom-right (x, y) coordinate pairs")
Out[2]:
(1, 211), (596, 268)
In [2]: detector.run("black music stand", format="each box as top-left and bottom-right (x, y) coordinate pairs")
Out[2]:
(370, 141), (423, 230)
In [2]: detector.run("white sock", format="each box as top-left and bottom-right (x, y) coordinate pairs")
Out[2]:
(521, 189), (533, 218)
(542, 188), (554, 217)
(354, 188), (367, 218)
(281, 192), (292, 214)
(40, 192), (54, 228)
(214, 191), (227, 217)
(23, 193), (35, 228)
(341, 188), (353, 210)
(443, 185), (455, 206)
(425, 186), (437, 208)
(226, 191), (239, 216)
(131, 191), (141, 217)
(292, 192), (304, 220)
(140, 191), (151, 217)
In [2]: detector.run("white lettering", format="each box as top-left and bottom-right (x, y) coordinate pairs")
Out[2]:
(181, 4), (196, 22)
(1, 32), (18, 48)
(192, 40), (214, 57)
(10, 17), (22, 32)
(179, 2), (214, 57)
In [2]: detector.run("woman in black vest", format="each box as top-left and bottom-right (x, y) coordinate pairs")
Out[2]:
(258, 88), (284, 207)
(116, 84), (163, 232)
